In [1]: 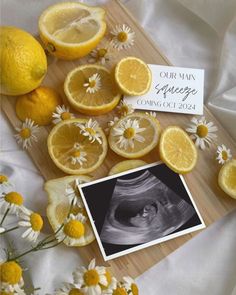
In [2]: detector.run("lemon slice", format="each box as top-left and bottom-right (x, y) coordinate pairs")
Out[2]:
(115, 57), (152, 96)
(38, 2), (106, 60)
(64, 65), (121, 115)
(108, 160), (147, 175)
(218, 159), (236, 199)
(108, 112), (160, 158)
(44, 175), (95, 246)
(47, 118), (107, 174)
(159, 126), (198, 174)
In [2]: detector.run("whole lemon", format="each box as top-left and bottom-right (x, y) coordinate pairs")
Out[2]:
(0, 26), (47, 95)
(16, 86), (62, 126)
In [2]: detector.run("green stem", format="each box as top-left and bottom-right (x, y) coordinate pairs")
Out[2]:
(0, 225), (19, 234)
(0, 206), (10, 226)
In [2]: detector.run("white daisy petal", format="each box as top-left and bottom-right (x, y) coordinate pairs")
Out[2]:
(14, 118), (39, 150)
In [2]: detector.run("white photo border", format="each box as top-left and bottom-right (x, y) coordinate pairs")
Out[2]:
(78, 161), (206, 261)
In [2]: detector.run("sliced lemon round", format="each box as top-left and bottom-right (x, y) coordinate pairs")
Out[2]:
(108, 160), (147, 176)
(218, 159), (236, 199)
(47, 118), (107, 174)
(64, 65), (121, 115)
(108, 112), (160, 159)
(44, 175), (95, 246)
(38, 2), (106, 60)
(159, 126), (198, 174)
(115, 57), (152, 96)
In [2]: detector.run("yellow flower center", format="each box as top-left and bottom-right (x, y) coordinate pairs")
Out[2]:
(0, 175), (8, 184)
(196, 124), (208, 138)
(98, 48), (107, 58)
(83, 269), (100, 286)
(72, 150), (81, 158)
(131, 283), (139, 295)
(100, 270), (112, 289)
(30, 212), (43, 231)
(222, 150), (228, 161)
(63, 220), (85, 238)
(85, 127), (96, 136)
(69, 288), (84, 295)
(4, 192), (24, 206)
(0, 292), (14, 295)
(19, 128), (31, 139)
(0, 261), (22, 285)
(113, 287), (128, 295)
(117, 32), (128, 42)
(61, 112), (71, 120)
(89, 80), (96, 88)
(120, 105), (129, 114)
(124, 127), (135, 139)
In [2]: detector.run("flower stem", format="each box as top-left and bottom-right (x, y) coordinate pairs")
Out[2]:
(0, 206), (10, 226)
(0, 225), (19, 234)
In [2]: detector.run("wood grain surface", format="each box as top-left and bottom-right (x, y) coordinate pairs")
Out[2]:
(1, 0), (236, 279)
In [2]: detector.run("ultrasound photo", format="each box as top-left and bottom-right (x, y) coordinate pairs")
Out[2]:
(79, 162), (205, 261)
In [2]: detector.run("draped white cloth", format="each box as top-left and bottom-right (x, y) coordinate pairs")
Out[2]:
(1, 0), (236, 294)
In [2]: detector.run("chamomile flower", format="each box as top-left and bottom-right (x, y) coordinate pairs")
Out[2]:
(186, 116), (218, 150)
(83, 73), (101, 94)
(52, 105), (75, 124)
(88, 42), (112, 65)
(18, 207), (43, 242)
(65, 178), (84, 208)
(122, 276), (139, 295)
(73, 258), (107, 295)
(0, 261), (26, 294)
(112, 119), (145, 150)
(14, 118), (39, 150)
(117, 101), (134, 117)
(111, 24), (135, 50)
(216, 144), (232, 165)
(75, 119), (102, 144)
(0, 191), (24, 214)
(56, 213), (87, 246)
(145, 111), (157, 118)
(54, 282), (85, 295)
(70, 143), (87, 166)
(105, 116), (119, 134)
(0, 174), (14, 197)
(103, 281), (128, 295)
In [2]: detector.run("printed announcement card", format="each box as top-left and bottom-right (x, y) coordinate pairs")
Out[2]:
(124, 64), (204, 115)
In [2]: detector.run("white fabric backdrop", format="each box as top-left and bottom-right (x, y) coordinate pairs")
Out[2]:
(1, 0), (236, 294)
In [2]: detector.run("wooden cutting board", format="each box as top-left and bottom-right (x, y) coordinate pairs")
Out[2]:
(1, 0), (236, 279)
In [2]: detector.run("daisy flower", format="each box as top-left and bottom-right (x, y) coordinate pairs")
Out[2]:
(122, 276), (139, 295)
(56, 213), (87, 246)
(103, 280), (128, 295)
(73, 258), (107, 295)
(88, 42), (113, 65)
(65, 178), (84, 208)
(112, 118), (145, 150)
(105, 116), (119, 134)
(145, 111), (157, 118)
(18, 207), (43, 243)
(186, 116), (218, 150)
(0, 191), (24, 214)
(75, 119), (102, 144)
(216, 144), (232, 165)
(83, 73), (101, 94)
(0, 260), (26, 294)
(52, 105), (75, 124)
(117, 101), (134, 117)
(14, 118), (39, 150)
(110, 24), (135, 50)
(54, 282), (85, 295)
(70, 143), (87, 166)
(0, 174), (14, 197)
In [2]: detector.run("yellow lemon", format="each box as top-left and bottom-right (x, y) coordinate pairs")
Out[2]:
(38, 2), (106, 60)
(115, 57), (152, 96)
(44, 175), (95, 246)
(218, 159), (236, 199)
(16, 86), (62, 125)
(108, 160), (147, 176)
(64, 64), (121, 115)
(159, 126), (198, 174)
(0, 26), (47, 96)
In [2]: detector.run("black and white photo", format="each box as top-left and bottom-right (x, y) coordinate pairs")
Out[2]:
(79, 162), (205, 261)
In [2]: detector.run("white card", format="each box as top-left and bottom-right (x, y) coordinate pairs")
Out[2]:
(124, 64), (204, 115)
